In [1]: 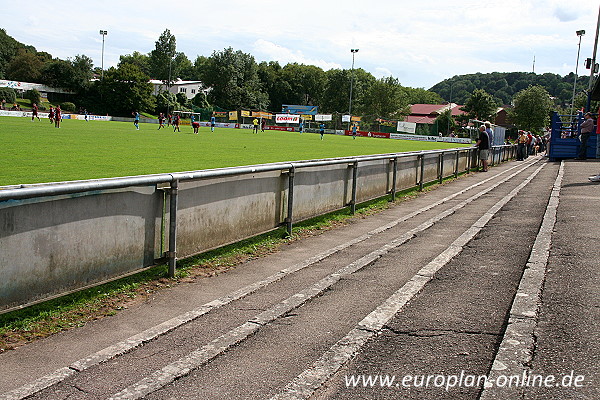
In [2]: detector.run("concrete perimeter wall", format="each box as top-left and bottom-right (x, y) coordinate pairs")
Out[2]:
(0, 147), (513, 312)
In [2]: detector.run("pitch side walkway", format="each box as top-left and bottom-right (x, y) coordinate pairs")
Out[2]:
(0, 157), (597, 399)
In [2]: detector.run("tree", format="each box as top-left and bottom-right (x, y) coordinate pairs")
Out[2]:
(434, 109), (456, 135)
(363, 76), (409, 119)
(461, 89), (498, 121)
(155, 90), (178, 114)
(97, 63), (155, 116)
(69, 54), (94, 92)
(148, 29), (176, 82)
(5, 49), (45, 82)
(509, 85), (553, 133)
(201, 47), (268, 110)
(41, 59), (75, 90)
(119, 51), (150, 76)
(403, 87), (443, 105)
(24, 88), (41, 105)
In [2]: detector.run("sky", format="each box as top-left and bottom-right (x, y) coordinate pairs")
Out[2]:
(2, 0), (599, 89)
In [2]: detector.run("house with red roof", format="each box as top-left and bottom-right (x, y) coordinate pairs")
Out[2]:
(404, 103), (467, 125)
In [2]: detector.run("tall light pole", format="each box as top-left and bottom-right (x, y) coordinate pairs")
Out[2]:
(348, 49), (359, 126)
(99, 30), (108, 80)
(571, 29), (585, 115)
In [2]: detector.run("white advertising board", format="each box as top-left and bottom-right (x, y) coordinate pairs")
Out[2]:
(315, 114), (333, 121)
(397, 121), (417, 134)
(276, 114), (300, 124)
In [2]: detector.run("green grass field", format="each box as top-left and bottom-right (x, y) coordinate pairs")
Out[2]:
(0, 117), (469, 186)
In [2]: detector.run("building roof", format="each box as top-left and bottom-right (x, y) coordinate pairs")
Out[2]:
(406, 103), (467, 124)
(149, 79), (203, 86)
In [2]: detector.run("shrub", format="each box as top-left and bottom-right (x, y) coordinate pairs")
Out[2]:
(60, 102), (76, 112)
(0, 87), (16, 105)
(24, 89), (41, 106)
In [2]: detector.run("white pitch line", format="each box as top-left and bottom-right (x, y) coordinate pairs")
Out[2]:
(107, 162), (542, 400)
(269, 163), (547, 400)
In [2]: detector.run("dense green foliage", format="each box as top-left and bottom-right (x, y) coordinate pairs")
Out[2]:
(0, 116), (467, 186)
(430, 71), (590, 107)
(0, 87), (16, 103)
(24, 88), (41, 105)
(510, 85), (553, 133)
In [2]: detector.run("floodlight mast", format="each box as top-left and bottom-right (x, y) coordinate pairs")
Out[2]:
(348, 49), (359, 128)
(99, 30), (108, 80)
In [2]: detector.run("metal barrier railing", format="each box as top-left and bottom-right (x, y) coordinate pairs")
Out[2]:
(0, 145), (515, 283)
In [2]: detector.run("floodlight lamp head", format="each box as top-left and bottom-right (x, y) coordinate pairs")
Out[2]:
(351, 49), (359, 53)
(99, 30), (108, 35)
(576, 30), (585, 36)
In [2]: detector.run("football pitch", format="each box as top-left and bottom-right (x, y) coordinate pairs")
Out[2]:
(0, 117), (469, 186)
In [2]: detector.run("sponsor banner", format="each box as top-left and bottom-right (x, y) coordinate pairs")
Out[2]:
(440, 136), (471, 144)
(229, 111), (238, 120)
(75, 114), (112, 121)
(376, 118), (396, 127)
(253, 111), (273, 119)
(351, 116), (361, 122)
(267, 126), (295, 132)
(301, 114), (313, 121)
(391, 133), (436, 141)
(276, 114), (300, 124)
(281, 104), (318, 115)
(341, 115), (351, 123)
(397, 121), (417, 134)
(315, 114), (332, 121)
(213, 111), (228, 117)
(335, 130), (346, 135)
(344, 130), (385, 138)
(389, 133), (470, 144)
(240, 110), (251, 117)
(239, 123), (254, 130)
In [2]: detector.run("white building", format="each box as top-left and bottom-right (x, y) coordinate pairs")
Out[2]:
(150, 79), (206, 100)
(0, 79), (73, 98)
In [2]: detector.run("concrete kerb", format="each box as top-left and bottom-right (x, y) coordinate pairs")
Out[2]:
(479, 161), (564, 400)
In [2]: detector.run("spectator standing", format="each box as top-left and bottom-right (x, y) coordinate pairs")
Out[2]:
(576, 112), (594, 160)
(476, 124), (490, 172)
(516, 130), (527, 161)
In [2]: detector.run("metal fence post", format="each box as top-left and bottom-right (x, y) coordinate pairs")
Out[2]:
(419, 155), (425, 191)
(350, 161), (358, 214)
(168, 179), (179, 278)
(439, 152), (444, 184)
(286, 165), (295, 236)
(454, 149), (460, 178)
(391, 157), (397, 201)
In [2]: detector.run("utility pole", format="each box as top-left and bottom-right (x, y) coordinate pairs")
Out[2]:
(586, 4), (600, 112)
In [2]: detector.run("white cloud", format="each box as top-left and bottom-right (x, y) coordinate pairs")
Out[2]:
(252, 40), (342, 70)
